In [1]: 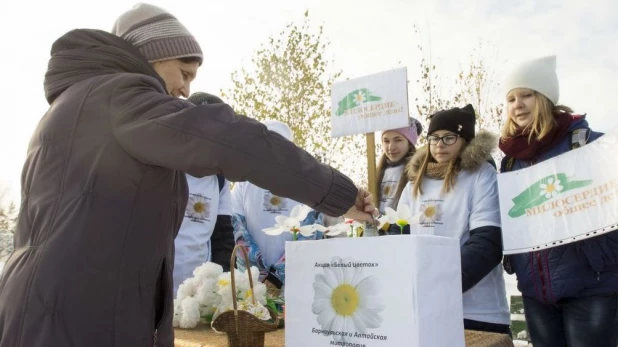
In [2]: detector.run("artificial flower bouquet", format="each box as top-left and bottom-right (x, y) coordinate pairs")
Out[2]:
(173, 262), (274, 329)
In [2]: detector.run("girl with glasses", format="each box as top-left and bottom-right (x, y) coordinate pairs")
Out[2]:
(399, 104), (511, 335)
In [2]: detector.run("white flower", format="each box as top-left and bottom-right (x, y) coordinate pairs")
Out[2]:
(245, 281), (268, 305)
(216, 272), (235, 304)
(192, 262), (223, 283)
(377, 203), (421, 230)
(262, 204), (326, 238)
(312, 256), (384, 342)
(172, 299), (183, 328)
(195, 278), (218, 308)
(539, 177), (564, 199)
(251, 303), (272, 320)
(187, 195), (210, 219)
(176, 277), (199, 301)
(326, 219), (363, 237)
(179, 297), (201, 329)
(353, 91), (366, 105)
(325, 223), (350, 237)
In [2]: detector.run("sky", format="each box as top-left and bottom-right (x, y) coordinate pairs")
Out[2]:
(0, 0), (616, 204)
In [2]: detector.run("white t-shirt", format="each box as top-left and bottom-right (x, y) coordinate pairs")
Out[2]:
(173, 175), (232, 295)
(231, 182), (301, 268)
(379, 165), (405, 212)
(399, 163), (510, 325)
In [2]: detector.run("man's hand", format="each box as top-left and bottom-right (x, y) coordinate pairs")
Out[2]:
(343, 187), (376, 222)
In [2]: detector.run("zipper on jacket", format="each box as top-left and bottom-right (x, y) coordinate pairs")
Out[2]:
(153, 329), (158, 347)
(536, 252), (548, 303)
(597, 272), (601, 281)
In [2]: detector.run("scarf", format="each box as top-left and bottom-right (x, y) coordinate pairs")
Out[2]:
(499, 113), (573, 160)
(425, 162), (451, 179)
(385, 157), (407, 168)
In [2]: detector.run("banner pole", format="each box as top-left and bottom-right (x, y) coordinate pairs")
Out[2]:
(366, 133), (378, 204)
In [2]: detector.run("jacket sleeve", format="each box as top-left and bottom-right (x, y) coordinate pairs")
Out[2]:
(462, 165), (503, 292)
(107, 74), (357, 217)
(461, 226), (503, 292)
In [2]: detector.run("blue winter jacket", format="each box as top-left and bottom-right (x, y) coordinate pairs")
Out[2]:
(502, 116), (618, 304)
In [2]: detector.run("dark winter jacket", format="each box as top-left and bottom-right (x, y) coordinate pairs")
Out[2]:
(501, 117), (618, 304)
(0, 29), (357, 347)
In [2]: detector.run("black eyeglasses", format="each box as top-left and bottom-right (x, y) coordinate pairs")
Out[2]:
(427, 134), (459, 146)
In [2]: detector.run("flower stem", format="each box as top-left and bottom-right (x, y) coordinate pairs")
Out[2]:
(399, 225), (403, 235)
(293, 231), (298, 241)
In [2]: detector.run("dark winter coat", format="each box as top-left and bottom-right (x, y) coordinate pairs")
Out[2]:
(0, 29), (357, 347)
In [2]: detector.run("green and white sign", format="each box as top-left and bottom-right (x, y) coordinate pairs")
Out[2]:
(498, 128), (618, 254)
(331, 68), (409, 137)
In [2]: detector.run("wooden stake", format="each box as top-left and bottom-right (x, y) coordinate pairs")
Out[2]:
(366, 133), (378, 204)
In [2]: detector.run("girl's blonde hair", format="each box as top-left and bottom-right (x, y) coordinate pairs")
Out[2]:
(412, 141), (467, 199)
(501, 91), (573, 142)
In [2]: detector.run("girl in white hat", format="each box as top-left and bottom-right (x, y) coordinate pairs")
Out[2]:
(499, 55), (615, 347)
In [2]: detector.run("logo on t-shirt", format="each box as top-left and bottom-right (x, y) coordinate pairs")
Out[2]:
(419, 199), (444, 227)
(185, 193), (212, 223)
(380, 180), (398, 203)
(263, 192), (289, 214)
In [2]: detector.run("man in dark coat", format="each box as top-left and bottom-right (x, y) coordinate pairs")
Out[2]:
(0, 3), (374, 346)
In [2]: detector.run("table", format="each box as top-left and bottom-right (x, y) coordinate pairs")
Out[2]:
(174, 324), (514, 347)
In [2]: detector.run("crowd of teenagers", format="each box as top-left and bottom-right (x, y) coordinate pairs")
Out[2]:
(0, 2), (615, 347)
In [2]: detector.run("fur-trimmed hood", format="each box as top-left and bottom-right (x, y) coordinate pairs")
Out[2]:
(406, 130), (498, 180)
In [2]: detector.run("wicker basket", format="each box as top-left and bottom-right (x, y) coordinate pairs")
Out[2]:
(211, 245), (280, 347)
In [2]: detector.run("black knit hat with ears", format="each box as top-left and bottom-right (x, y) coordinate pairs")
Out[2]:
(428, 104), (476, 142)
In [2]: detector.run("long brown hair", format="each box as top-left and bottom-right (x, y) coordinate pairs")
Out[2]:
(501, 91), (573, 142)
(376, 146), (416, 209)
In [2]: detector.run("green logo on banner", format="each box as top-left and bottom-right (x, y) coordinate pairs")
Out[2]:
(336, 88), (382, 116)
(508, 173), (593, 218)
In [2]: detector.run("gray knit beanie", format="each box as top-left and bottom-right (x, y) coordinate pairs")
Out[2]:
(112, 3), (203, 65)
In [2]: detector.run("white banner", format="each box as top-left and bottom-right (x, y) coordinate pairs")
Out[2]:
(498, 128), (618, 255)
(331, 68), (409, 138)
(285, 235), (464, 347)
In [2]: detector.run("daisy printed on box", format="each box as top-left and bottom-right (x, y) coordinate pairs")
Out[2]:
(186, 194), (211, 222)
(312, 256), (384, 342)
(539, 176), (564, 199)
